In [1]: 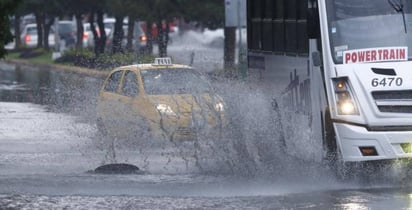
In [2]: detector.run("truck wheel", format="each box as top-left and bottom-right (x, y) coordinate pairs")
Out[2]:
(323, 110), (355, 180)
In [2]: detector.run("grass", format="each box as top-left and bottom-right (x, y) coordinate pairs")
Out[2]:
(27, 51), (53, 64)
(5, 48), (53, 64)
(5, 52), (20, 59)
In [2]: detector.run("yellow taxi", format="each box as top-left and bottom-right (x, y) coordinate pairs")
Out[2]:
(96, 57), (225, 141)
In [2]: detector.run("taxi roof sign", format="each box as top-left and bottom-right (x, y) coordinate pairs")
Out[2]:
(153, 57), (172, 66)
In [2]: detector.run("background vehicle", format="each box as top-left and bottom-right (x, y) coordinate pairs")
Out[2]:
(56, 20), (76, 48)
(105, 20), (147, 53)
(82, 22), (111, 49)
(20, 23), (55, 48)
(82, 23), (93, 48)
(247, 0), (412, 177)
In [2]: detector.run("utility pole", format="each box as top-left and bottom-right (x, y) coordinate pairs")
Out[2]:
(224, 0), (247, 78)
(224, 27), (236, 73)
(237, 0), (247, 79)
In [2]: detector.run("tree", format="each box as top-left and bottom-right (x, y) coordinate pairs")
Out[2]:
(181, 0), (231, 69)
(143, 0), (181, 57)
(106, 0), (126, 54)
(106, 0), (148, 54)
(63, 0), (92, 50)
(17, 0), (62, 50)
(86, 0), (107, 56)
(122, 0), (145, 53)
(182, 0), (224, 30)
(0, 0), (21, 58)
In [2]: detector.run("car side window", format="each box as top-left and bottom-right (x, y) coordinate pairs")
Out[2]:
(104, 71), (122, 93)
(121, 70), (139, 97)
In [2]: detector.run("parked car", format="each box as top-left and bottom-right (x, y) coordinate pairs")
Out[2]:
(82, 23), (93, 48)
(56, 20), (76, 48)
(96, 57), (226, 141)
(20, 23), (55, 48)
(82, 18), (117, 49)
(82, 22), (111, 49)
(106, 21), (147, 53)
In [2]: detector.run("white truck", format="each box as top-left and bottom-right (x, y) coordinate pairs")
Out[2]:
(247, 0), (412, 176)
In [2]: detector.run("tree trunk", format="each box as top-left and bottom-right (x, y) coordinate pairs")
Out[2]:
(126, 16), (135, 53)
(75, 13), (84, 50)
(112, 16), (124, 54)
(43, 16), (54, 50)
(89, 12), (98, 55)
(14, 15), (21, 48)
(96, 11), (106, 55)
(157, 20), (169, 57)
(145, 21), (154, 55)
(35, 13), (44, 48)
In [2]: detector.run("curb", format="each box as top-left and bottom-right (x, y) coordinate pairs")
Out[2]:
(3, 58), (109, 78)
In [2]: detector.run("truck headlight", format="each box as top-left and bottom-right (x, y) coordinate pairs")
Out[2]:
(156, 104), (176, 116)
(333, 78), (359, 115)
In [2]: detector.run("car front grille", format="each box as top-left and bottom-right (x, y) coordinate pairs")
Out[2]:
(372, 90), (412, 113)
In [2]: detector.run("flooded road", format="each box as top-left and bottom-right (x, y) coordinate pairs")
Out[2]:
(1, 61), (412, 209)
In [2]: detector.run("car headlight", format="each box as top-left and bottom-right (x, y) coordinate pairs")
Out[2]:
(156, 104), (176, 116)
(214, 102), (224, 112)
(333, 77), (359, 115)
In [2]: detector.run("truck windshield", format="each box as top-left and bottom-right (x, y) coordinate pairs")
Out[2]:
(326, 0), (412, 64)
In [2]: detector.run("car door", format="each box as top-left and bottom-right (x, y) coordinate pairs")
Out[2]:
(97, 70), (125, 137)
(119, 69), (160, 139)
(117, 70), (141, 137)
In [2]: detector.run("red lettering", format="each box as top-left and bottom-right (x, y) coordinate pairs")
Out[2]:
(366, 50), (371, 61)
(358, 51), (365, 62)
(399, 48), (406, 59)
(371, 50), (377, 61)
(344, 47), (407, 64)
(378, 50), (383, 60)
(390, 49), (395, 59)
(383, 50), (389, 60)
(351, 52), (357, 63)
(345, 53), (351, 64)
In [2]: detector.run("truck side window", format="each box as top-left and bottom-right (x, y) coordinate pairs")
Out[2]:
(104, 71), (122, 93)
(121, 70), (139, 97)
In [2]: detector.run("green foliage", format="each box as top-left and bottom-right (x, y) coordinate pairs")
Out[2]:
(55, 48), (96, 68)
(136, 53), (155, 64)
(0, 0), (21, 58)
(26, 50), (52, 63)
(56, 49), (139, 70)
(6, 0), (225, 60)
(63, 48), (95, 59)
(95, 52), (135, 69)
(8, 48), (53, 63)
(182, 0), (224, 29)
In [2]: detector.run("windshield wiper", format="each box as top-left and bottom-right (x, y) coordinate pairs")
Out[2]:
(388, 0), (407, 33)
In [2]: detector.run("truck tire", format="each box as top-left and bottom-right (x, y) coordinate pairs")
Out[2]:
(323, 110), (355, 180)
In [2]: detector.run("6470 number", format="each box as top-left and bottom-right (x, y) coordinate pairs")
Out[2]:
(371, 77), (403, 87)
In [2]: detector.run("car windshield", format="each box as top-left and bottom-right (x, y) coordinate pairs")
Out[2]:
(141, 68), (211, 95)
(326, 0), (412, 64)
(58, 23), (74, 34)
(27, 27), (37, 35)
